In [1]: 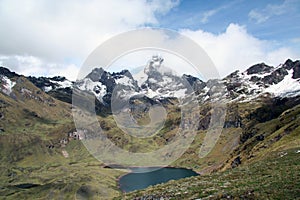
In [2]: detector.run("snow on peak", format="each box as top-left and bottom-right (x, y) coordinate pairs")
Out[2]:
(221, 61), (300, 102)
(50, 79), (73, 89)
(0, 76), (16, 95)
(76, 78), (107, 103)
(265, 69), (300, 97)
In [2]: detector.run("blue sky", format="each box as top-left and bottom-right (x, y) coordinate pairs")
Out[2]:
(0, 0), (299, 80)
(158, 0), (300, 41)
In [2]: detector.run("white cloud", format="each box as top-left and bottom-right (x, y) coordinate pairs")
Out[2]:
(0, 55), (79, 80)
(1, 23), (298, 81)
(0, 0), (179, 61)
(199, 1), (238, 24)
(0, 0), (179, 79)
(249, 0), (297, 23)
(200, 9), (218, 24)
(181, 23), (299, 77)
(248, 10), (269, 24)
(0, 1), (298, 81)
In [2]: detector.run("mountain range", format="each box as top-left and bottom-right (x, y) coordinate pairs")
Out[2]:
(0, 56), (300, 199)
(18, 56), (300, 106)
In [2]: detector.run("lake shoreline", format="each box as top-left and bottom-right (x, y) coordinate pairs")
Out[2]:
(116, 166), (200, 193)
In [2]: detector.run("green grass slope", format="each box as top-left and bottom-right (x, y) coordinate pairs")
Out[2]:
(0, 76), (124, 199)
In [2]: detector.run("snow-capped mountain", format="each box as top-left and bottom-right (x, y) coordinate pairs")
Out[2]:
(75, 68), (140, 105)
(27, 76), (73, 92)
(133, 55), (195, 99)
(1, 57), (299, 107)
(220, 59), (300, 101)
(32, 57), (300, 104)
(73, 55), (200, 106)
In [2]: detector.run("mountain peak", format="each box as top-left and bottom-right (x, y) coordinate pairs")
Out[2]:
(86, 67), (105, 82)
(144, 55), (165, 74)
(149, 55), (164, 68)
(246, 63), (274, 75)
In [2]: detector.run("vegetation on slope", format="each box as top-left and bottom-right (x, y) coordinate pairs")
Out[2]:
(1, 72), (300, 199)
(116, 148), (300, 199)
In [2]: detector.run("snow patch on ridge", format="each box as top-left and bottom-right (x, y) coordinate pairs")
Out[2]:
(0, 76), (16, 95)
(77, 78), (107, 102)
(50, 79), (73, 88)
(115, 76), (134, 86)
(265, 69), (300, 97)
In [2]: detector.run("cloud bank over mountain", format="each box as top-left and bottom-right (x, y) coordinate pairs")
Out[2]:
(0, 0), (299, 80)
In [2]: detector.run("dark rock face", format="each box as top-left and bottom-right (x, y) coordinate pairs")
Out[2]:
(226, 82), (242, 91)
(240, 128), (257, 143)
(0, 67), (20, 78)
(182, 74), (206, 93)
(282, 59), (300, 79)
(224, 104), (242, 128)
(101, 72), (116, 93)
(262, 68), (288, 85)
(198, 113), (211, 130)
(283, 59), (295, 70)
(231, 156), (241, 168)
(225, 70), (239, 79)
(246, 63), (273, 75)
(292, 61), (300, 79)
(27, 76), (58, 90)
(50, 76), (66, 82)
(47, 87), (72, 104)
(223, 117), (242, 128)
(256, 134), (264, 141)
(249, 76), (261, 82)
(86, 68), (105, 82)
(240, 96), (300, 144)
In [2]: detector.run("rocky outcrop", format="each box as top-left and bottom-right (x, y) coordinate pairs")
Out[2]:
(246, 63), (273, 75)
(223, 116), (242, 128)
(262, 68), (288, 85)
(47, 87), (72, 104)
(292, 61), (300, 79)
(182, 74), (206, 93)
(0, 66), (20, 78)
(231, 156), (241, 168)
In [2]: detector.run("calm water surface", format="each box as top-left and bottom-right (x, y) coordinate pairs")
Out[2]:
(119, 167), (198, 192)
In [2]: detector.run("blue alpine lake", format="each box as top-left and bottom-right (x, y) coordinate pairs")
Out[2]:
(119, 167), (198, 192)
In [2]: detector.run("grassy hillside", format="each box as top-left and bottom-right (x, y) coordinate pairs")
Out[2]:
(0, 76), (124, 199)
